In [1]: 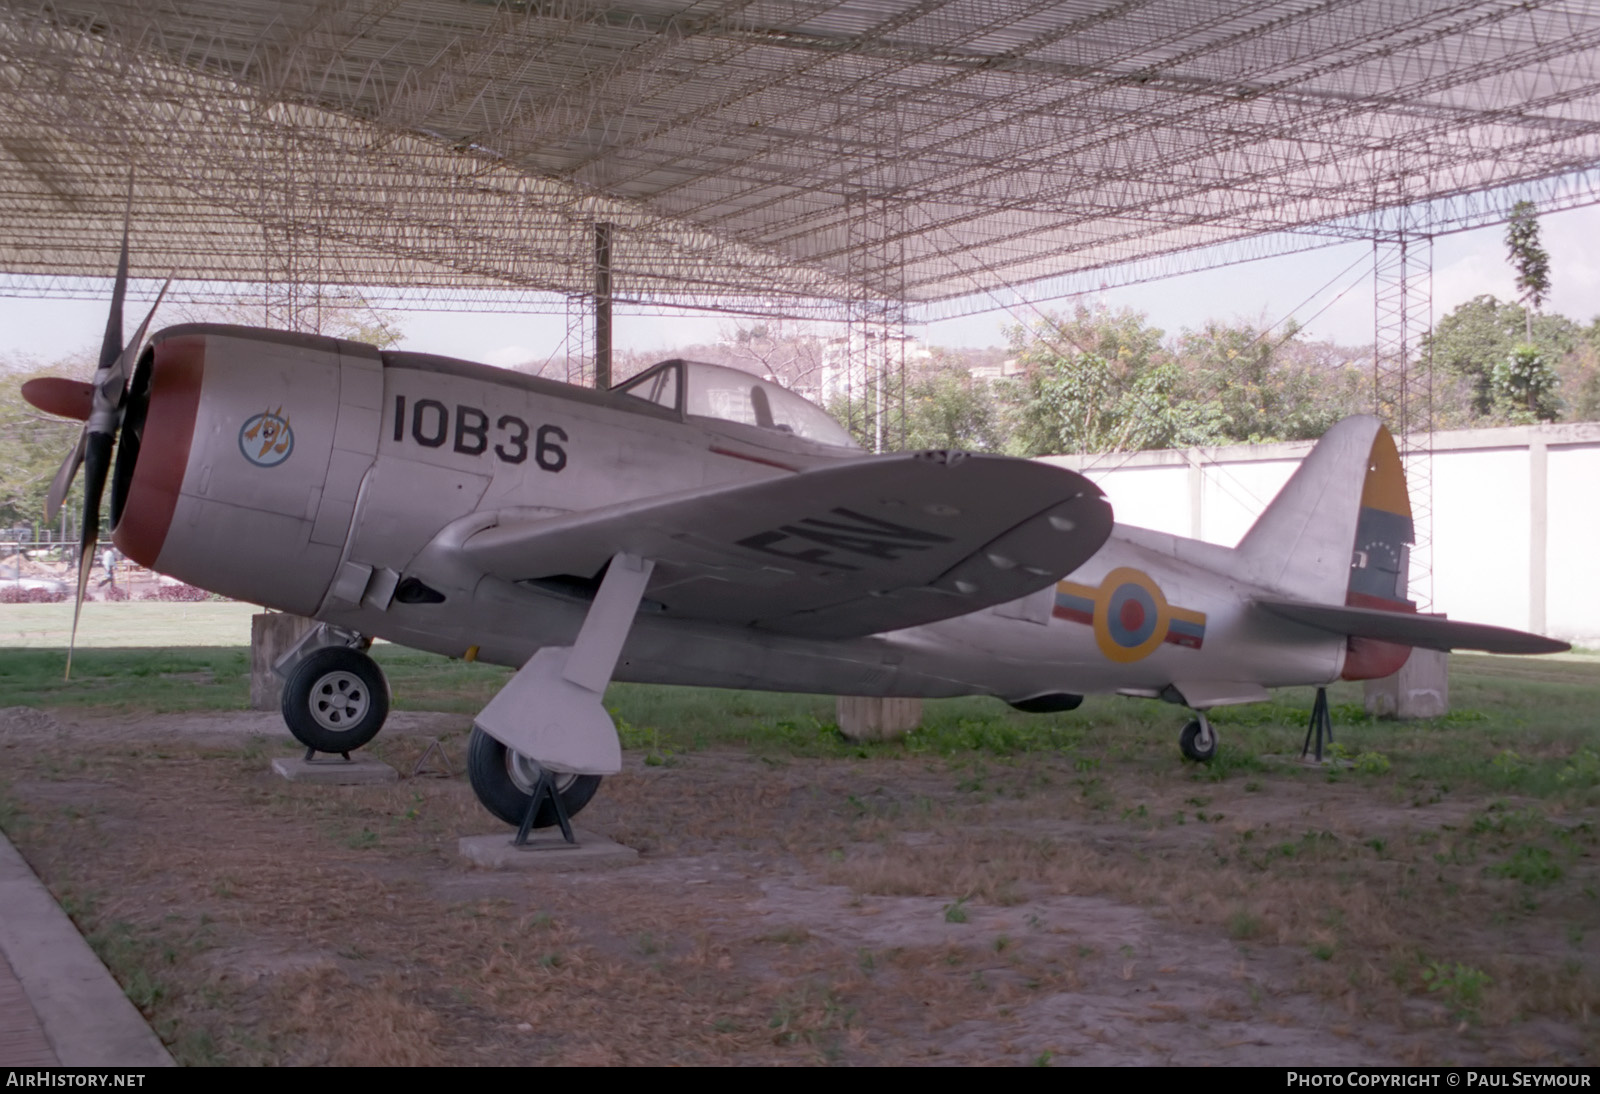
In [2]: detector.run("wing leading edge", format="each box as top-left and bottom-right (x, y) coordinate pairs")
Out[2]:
(1253, 598), (1570, 655)
(462, 451), (1113, 639)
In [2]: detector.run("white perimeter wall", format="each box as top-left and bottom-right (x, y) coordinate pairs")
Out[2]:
(1040, 421), (1600, 647)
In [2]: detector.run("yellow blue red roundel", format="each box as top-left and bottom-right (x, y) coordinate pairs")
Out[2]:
(1053, 567), (1207, 663)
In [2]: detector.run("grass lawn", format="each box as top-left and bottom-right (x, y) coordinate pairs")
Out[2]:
(1, 605), (1597, 1064)
(0, 600), (262, 648)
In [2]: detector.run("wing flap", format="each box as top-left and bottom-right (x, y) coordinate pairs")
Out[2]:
(1253, 598), (1570, 655)
(462, 451), (1113, 639)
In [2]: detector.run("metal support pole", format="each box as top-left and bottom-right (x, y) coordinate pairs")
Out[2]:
(594, 222), (612, 391)
(1301, 687), (1335, 762)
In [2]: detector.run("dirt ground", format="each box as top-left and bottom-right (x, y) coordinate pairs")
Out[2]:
(0, 705), (1594, 1066)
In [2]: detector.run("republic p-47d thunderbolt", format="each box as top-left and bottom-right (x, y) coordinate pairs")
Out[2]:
(24, 255), (1567, 830)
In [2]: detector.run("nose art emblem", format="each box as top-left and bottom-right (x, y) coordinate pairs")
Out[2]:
(239, 407), (295, 468)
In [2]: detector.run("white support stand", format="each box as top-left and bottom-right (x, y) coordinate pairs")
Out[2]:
(474, 553), (655, 775)
(836, 697), (922, 742)
(1363, 647), (1450, 720)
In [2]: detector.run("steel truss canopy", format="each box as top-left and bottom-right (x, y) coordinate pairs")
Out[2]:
(2, 0), (1600, 319)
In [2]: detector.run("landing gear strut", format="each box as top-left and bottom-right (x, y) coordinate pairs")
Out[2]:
(1179, 712), (1217, 762)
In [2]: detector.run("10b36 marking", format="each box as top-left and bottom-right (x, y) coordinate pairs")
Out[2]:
(394, 396), (567, 471)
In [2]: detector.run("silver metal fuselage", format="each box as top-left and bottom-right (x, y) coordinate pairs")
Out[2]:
(124, 326), (1346, 707)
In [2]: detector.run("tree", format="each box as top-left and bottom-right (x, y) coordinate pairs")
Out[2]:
(1005, 307), (1217, 455)
(1492, 344), (1561, 422)
(717, 319), (826, 396)
(171, 291), (405, 349)
(1424, 296), (1576, 421)
(902, 363), (1006, 453)
(1505, 200), (1551, 341)
(0, 356), (94, 532)
(1174, 319), (1365, 443)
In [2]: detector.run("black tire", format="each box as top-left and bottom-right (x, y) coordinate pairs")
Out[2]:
(467, 725), (603, 828)
(1179, 718), (1217, 762)
(281, 647), (389, 753)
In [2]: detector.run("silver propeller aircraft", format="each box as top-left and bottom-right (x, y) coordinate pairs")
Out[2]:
(23, 240), (1568, 830)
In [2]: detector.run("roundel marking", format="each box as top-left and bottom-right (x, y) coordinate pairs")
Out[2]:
(239, 409), (294, 468)
(1093, 567), (1172, 663)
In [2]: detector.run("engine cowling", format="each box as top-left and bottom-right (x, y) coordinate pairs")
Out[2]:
(111, 325), (383, 615)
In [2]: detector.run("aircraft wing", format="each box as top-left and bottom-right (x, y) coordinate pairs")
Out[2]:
(1253, 598), (1570, 655)
(461, 451), (1112, 639)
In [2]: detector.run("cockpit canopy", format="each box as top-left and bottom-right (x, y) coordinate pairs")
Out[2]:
(614, 359), (860, 450)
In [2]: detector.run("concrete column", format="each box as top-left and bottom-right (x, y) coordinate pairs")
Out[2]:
(836, 696), (922, 742)
(1187, 450), (1204, 540)
(1529, 437), (1547, 634)
(1363, 647), (1449, 719)
(250, 612), (319, 710)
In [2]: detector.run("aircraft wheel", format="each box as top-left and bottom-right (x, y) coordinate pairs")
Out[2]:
(467, 726), (603, 828)
(1179, 716), (1217, 763)
(281, 647), (389, 753)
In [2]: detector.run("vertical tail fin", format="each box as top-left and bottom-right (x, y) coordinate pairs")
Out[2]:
(1236, 415), (1414, 610)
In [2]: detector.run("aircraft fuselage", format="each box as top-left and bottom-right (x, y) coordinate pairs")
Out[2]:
(114, 324), (1347, 711)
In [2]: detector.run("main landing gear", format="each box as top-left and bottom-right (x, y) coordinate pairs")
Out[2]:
(1178, 712), (1217, 762)
(466, 726), (603, 831)
(280, 637), (390, 756)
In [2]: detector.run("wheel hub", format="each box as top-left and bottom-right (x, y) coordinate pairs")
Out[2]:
(505, 750), (575, 795)
(308, 670), (370, 733)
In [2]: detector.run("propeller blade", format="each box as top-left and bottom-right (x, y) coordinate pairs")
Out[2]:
(66, 181), (139, 682)
(20, 377), (92, 421)
(65, 430), (114, 682)
(65, 527), (97, 681)
(98, 214), (130, 377)
(44, 432), (86, 524)
(104, 278), (171, 403)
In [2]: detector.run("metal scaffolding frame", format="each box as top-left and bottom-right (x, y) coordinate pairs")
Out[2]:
(1372, 226), (1435, 611)
(2, 0), (1598, 324)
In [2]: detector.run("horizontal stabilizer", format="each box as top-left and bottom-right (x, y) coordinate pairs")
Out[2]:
(1254, 598), (1570, 655)
(463, 451), (1113, 639)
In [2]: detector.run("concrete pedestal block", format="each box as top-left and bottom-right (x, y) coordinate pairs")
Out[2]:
(458, 831), (639, 870)
(836, 696), (922, 742)
(1363, 647), (1450, 720)
(271, 756), (398, 784)
(250, 612), (319, 711)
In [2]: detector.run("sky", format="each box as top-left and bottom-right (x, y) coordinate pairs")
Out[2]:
(4, 203), (1598, 370)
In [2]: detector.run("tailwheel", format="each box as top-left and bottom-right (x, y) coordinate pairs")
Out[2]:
(1179, 713), (1217, 762)
(467, 726), (603, 829)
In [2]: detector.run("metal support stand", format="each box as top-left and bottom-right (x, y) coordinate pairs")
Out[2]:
(410, 738), (452, 778)
(1301, 687), (1334, 762)
(514, 767), (576, 848)
(303, 745), (352, 763)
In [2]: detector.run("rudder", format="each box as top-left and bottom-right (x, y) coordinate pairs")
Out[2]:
(1235, 416), (1414, 610)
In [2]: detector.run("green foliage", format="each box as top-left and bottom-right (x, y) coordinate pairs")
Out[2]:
(1505, 200), (1552, 325)
(1177, 319), (1366, 442)
(1492, 343), (1561, 422)
(998, 307), (1374, 455)
(1420, 959), (1491, 1020)
(1557, 748), (1600, 788)
(1486, 845), (1564, 887)
(1329, 742), (1393, 775)
(1424, 295), (1577, 421)
(0, 358), (95, 530)
(902, 363), (1006, 452)
(1005, 306), (1217, 455)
